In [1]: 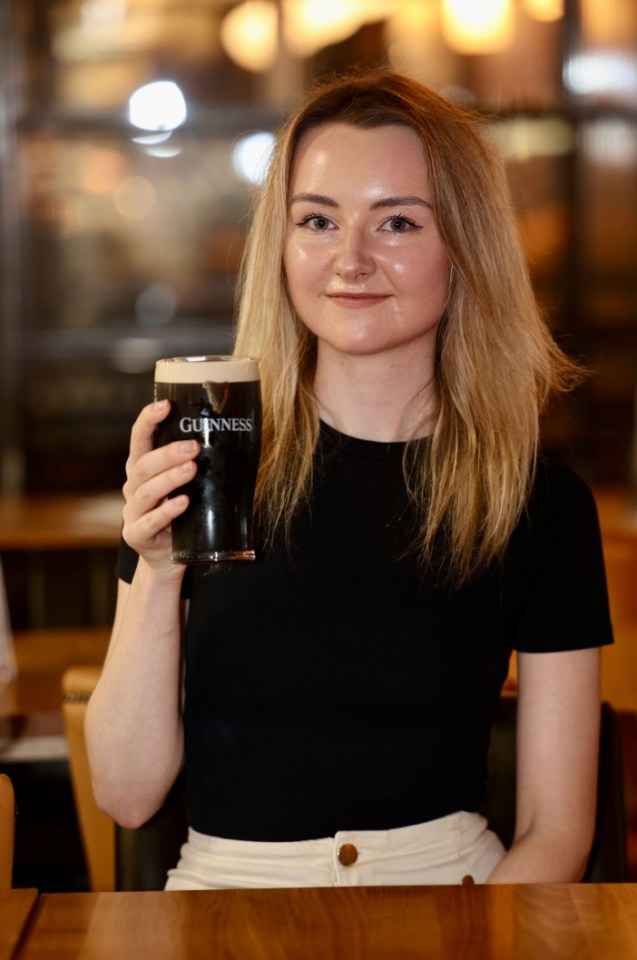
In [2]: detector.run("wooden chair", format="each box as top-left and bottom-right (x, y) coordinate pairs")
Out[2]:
(61, 665), (115, 891)
(61, 665), (187, 892)
(0, 772), (16, 889)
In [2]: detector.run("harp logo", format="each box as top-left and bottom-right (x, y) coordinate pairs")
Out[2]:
(204, 380), (229, 414)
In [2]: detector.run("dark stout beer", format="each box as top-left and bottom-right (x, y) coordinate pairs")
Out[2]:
(154, 356), (261, 563)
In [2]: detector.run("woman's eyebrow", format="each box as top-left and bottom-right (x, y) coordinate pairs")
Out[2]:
(370, 195), (432, 210)
(289, 192), (338, 207)
(289, 192), (432, 210)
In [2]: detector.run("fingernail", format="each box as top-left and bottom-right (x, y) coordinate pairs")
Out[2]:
(180, 441), (198, 454)
(154, 399), (168, 410)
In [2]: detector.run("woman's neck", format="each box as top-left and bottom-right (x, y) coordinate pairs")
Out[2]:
(313, 347), (437, 442)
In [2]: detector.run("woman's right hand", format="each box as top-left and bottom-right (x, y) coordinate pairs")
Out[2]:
(121, 399), (199, 574)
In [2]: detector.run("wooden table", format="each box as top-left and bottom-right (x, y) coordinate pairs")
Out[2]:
(0, 627), (110, 761)
(0, 628), (110, 718)
(13, 884), (637, 959)
(0, 492), (123, 629)
(0, 493), (119, 757)
(0, 628), (111, 714)
(0, 889), (38, 960)
(0, 493), (123, 551)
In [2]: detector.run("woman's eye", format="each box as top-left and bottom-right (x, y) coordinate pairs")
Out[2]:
(298, 214), (333, 232)
(382, 215), (420, 233)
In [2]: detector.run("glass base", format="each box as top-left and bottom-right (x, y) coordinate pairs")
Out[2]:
(172, 548), (256, 564)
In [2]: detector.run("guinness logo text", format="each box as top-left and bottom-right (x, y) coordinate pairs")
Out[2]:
(179, 417), (253, 434)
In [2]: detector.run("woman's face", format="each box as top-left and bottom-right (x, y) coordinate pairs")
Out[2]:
(283, 122), (451, 370)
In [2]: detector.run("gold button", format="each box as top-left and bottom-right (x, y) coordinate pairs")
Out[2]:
(338, 843), (359, 867)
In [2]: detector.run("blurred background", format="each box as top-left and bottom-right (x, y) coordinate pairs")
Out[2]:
(0, 0), (636, 500)
(0, 0), (636, 891)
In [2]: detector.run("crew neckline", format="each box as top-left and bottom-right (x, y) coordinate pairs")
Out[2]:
(319, 419), (412, 460)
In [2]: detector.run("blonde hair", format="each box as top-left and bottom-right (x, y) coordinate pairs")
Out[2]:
(234, 68), (580, 583)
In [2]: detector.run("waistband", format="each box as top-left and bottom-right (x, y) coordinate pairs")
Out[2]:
(165, 811), (506, 889)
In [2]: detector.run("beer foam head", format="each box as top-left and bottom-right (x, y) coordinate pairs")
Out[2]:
(154, 356), (259, 384)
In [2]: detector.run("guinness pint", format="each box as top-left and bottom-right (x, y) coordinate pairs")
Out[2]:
(154, 356), (261, 563)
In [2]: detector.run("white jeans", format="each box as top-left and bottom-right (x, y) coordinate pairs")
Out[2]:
(165, 811), (506, 890)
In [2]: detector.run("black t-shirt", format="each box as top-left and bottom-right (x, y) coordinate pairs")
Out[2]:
(117, 422), (613, 841)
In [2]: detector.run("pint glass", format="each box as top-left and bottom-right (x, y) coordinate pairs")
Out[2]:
(154, 356), (261, 563)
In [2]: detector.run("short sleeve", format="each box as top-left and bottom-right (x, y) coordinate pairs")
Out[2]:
(510, 458), (614, 654)
(116, 536), (139, 583)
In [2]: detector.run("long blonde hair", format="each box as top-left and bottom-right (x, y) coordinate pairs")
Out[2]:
(234, 68), (580, 583)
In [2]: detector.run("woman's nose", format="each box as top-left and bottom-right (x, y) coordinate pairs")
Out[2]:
(333, 228), (375, 280)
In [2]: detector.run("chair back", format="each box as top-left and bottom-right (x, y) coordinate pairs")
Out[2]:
(0, 558), (16, 684)
(480, 696), (628, 882)
(62, 663), (188, 891)
(62, 665), (115, 891)
(0, 773), (16, 889)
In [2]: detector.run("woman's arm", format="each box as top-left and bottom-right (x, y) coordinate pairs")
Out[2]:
(85, 400), (199, 828)
(486, 646), (601, 883)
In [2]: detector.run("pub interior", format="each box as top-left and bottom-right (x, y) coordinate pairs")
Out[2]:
(0, 0), (636, 949)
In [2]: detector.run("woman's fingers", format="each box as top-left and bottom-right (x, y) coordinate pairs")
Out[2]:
(126, 440), (198, 498)
(122, 490), (189, 551)
(126, 457), (197, 522)
(128, 399), (171, 465)
(124, 399), (199, 506)
(121, 400), (200, 564)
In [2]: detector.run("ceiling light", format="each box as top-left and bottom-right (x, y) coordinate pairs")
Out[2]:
(441, 0), (514, 54)
(522, 0), (564, 22)
(220, 1), (278, 73)
(128, 81), (187, 133)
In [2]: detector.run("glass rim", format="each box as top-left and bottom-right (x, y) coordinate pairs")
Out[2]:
(154, 355), (259, 384)
(155, 355), (256, 364)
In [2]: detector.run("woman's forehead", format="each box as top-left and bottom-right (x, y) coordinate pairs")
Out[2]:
(289, 122), (431, 191)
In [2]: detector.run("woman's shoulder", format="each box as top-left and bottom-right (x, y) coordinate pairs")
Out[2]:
(513, 449), (602, 555)
(528, 450), (597, 516)
(508, 450), (613, 653)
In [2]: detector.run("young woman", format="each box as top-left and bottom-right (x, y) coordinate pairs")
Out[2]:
(85, 69), (613, 887)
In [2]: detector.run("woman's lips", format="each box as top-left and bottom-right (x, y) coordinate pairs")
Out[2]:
(327, 293), (389, 307)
